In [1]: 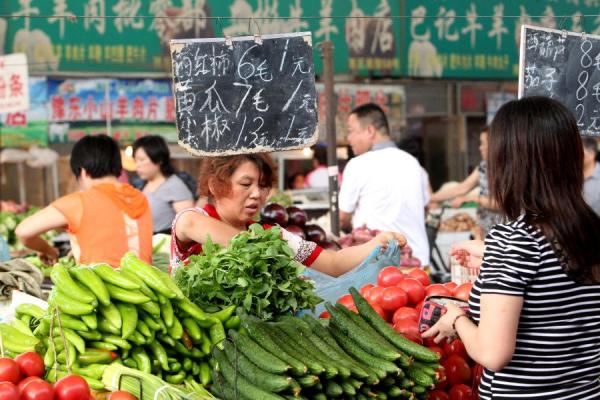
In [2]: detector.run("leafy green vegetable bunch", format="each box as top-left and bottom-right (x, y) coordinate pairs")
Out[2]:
(174, 224), (321, 320)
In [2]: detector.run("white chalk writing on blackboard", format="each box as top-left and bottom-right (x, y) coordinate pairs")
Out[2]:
(170, 32), (318, 155)
(519, 25), (600, 136)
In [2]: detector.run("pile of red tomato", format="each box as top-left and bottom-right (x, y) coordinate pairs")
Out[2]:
(325, 266), (479, 400)
(0, 352), (92, 400)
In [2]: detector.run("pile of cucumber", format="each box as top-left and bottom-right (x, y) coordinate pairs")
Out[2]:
(3, 252), (240, 390)
(211, 287), (441, 400)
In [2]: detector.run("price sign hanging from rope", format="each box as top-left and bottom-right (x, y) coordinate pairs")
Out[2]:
(518, 24), (600, 136)
(170, 32), (319, 156)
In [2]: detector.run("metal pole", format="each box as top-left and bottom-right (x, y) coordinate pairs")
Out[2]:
(319, 41), (340, 237)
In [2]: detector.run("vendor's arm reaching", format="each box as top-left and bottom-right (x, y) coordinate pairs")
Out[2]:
(15, 206), (65, 263)
(175, 209), (406, 278)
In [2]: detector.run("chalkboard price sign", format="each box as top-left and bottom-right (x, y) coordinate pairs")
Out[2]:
(519, 25), (600, 136)
(170, 32), (319, 155)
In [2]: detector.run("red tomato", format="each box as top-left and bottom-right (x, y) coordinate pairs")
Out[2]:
(404, 333), (423, 345)
(18, 376), (44, 392)
(108, 391), (138, 400)
(408, 268), (431, 286)
(428, 389), (450, 400)
(370, 302), (388, 321)
(428, 345), (445, 361)
(434, 366), (448, 390)
(444, 282), (458, 291)
(443, 339), (469, 361)
(449, 383), (474, 400)
(359, 283), (374, 296)
(443, 355), (472, 386)
(347, 305), (359, 314)
(54, 375), (90, 400)
(319, 310), (330, 319)
(392, 307), (420, 324)
(0, 382), (19, 400)
(0, 358), (20, 384)
(392, 318), (420, 338)
(367, 286), (385, 305)
(336, 294), (355, 309)
(453, 283), (473, 302)
(15, 352), (45, 378)
(20, 379), (54, 400)
(415, 300), (425, 313)
(423, 336), (438, 348)
(426, 283), (453, 297)
(380, 287), (408, 311)
(397, 278), (425, 306)
(377, 266), (404, 287)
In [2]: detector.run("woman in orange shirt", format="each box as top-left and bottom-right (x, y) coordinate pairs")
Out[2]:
(16, 135), (152, 267)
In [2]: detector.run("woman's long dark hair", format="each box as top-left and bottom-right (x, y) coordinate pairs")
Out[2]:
(132, 135), (175, 177)
(488, 96), (600, 284)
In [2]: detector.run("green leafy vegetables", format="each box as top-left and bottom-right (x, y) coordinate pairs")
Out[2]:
(174, 224), (321, 320)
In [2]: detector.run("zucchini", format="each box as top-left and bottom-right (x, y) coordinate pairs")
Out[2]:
(350, 287), (440, 363)
(223, 342), (293, 393)
(213, 347), (285, 400)
(228, 329), (290, 374)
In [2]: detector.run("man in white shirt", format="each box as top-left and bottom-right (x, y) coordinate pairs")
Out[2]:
(339, 103), (430, 265)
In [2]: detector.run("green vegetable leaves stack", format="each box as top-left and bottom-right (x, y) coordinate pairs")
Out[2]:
(174, 224), (321, 320)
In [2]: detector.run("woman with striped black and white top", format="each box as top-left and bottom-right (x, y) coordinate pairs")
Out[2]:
(423, 96), (600, 399)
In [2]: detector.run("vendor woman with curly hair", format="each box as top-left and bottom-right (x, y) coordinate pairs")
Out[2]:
(170, 154), (406, 276)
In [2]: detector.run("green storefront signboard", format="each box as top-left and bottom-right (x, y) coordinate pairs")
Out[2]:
(402, 0), (600, 78)
(1, 0), (401, 77)
(1, 1), (599, 79)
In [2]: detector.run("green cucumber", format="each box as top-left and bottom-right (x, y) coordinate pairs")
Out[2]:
(240, 316), (307, 376)
(277, 316), (366, 378)
(228, 329), (290, 374)
(272, 322), (342, 377)
(266, 324), (326, 376)
(296, 374), (319, 388)
(350, 287), (440, 363)
(329, 325), (395, 379)
(212, 347), (284, 400)
(325, 381), (344, 398)
(328, 303), (400, 361)
(407, 367), (435, 388)
(223, 342), (293, 393)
